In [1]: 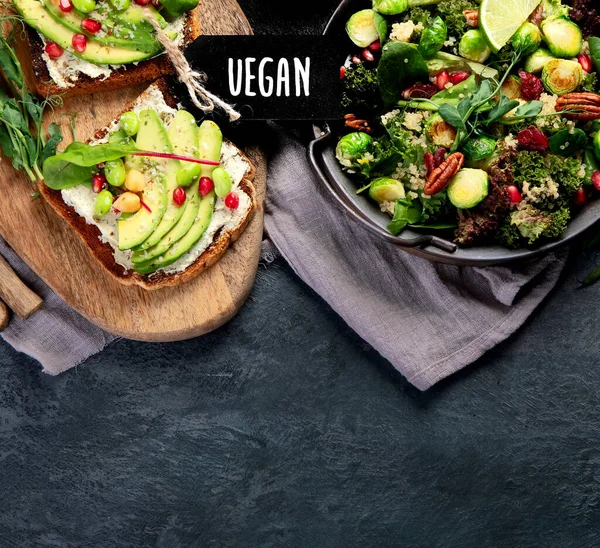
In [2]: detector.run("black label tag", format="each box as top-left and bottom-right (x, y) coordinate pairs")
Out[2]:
(182, 35), (345, 121)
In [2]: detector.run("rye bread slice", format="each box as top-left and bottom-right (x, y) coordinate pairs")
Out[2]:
(26, 6), (201, 98)
(39, 79), (258, 291)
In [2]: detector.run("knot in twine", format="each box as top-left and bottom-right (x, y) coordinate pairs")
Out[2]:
(146, 12), (241, 121)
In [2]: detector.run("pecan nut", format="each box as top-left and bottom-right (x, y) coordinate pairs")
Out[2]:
(344, 113), (372, 134)
(556, 92), (600, 121)
(423, 152), (464, 196)
(463, 9), (479, 27)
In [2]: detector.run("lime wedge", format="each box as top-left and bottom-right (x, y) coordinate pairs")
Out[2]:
(479, 0), (541, 52)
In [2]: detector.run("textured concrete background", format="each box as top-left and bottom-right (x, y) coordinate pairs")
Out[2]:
(2, 1), (600, 546)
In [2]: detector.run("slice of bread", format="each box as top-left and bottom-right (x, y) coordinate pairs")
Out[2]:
(26, 6), (200, 98)
(39, 78), (258, 291)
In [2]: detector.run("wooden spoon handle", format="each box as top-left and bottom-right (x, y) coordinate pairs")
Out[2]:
(0, 255), (43, 320)
(0, 299), (9, 332)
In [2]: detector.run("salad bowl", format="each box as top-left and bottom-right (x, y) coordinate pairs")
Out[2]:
(308, 0), (600, 266)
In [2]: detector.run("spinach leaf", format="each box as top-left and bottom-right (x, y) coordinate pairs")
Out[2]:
(387, 199), (423, 235)
(39, 123), (63, 165)
(49, 142), (138, 167)
(378, 41), (429, 106)
(438, 103), (467, 130)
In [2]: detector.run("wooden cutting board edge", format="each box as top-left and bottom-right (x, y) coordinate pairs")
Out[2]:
(0, 0), (267, 342)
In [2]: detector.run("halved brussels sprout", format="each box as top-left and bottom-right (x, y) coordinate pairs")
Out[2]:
(372, 0), (408, 15)
(425, 113), (458, 148)
(368, 177), (406, 203)
(335, 132), (373, 168)
(541, 59), (583, 96)
(540, 16), (583, 59)
(523, 48), (556, 74)
(418, 16), (447, 58)
(501, 75), (522, 100)
(462, 136), (498, 162)
(458, 29), (491, 64)
(511, 22), (542, 56)
(447, 168), (489, 209)
(346, 9), (387, 48)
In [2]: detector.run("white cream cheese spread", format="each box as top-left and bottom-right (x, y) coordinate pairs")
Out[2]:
(60, 85), (251, 276)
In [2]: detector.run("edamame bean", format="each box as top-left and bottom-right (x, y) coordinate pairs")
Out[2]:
(72, 0), (96, 13)
(212, 167), (232, 198)
(105, 159), (126, 187)
(119, 111), (139, 137)
(176, 164), (201, 187)
(94, 189), (113, 218)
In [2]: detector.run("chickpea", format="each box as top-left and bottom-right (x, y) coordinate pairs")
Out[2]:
(125, 169), (146, 193)
(113, 192), (141, 214)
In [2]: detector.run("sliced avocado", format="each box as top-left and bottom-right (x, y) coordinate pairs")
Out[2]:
(159, 0), (198, 18)
(117, 110), (173, 250)
(40, 0), (161, 54)
(133, 110), (187, 251)
(114, 3), (167, 28)
(133, 190), (215, 274)
(132, 120), (223, 266)
(15, 0), (153, 64)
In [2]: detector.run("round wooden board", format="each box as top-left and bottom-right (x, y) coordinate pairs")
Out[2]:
(0, 0), (267, 341)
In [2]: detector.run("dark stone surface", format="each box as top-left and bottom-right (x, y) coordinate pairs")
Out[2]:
(2, 2), (600, 546)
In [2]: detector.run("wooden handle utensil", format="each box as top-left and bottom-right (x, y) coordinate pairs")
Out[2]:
(0, 255), (43, 320)
(0, 299), (9, 331)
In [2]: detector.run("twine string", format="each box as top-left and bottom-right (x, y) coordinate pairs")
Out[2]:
(146, 12), (241, 121)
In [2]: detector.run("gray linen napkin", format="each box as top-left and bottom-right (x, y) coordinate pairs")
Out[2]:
(263, 125), (568, 390)
(0, 238), (116, 374)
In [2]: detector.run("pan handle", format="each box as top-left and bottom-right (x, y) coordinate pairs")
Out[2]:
(307, 128), (458, 254)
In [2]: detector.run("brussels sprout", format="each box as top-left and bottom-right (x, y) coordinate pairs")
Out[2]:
(418, 16), (447, 58)
(425, 113), (457, 148)
(523, 48), (556, 74)
(511, 22), (542, 56)
(335, 132), (373, 168)
(458, 29), (491, 64)
(346, 9), (387, 48)
(541, 59), (583, 96)
(462, 136), (498, 162)
(447, 168), (489, 209)
(594, 130), (600, 163)
(368, 177), (406, 203)
(372, 0), (408, 15)
(548, 128), (587, 156)
(501, 75), (522, 100)
(540, 16), (583, 59)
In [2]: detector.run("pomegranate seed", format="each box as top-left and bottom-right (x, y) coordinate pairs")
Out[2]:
(592, 171), (600, 191)
(199, 176), (214, 197)
(59, 0), (73, 11)
(92, 173), (107, 193)
(173, 186), (186, 207)
(449, 71), (470, 85)
(72, 34), (87, 53)
(436, 71), (450, 90)
(574, 188), (587, 206)
(506, 185), (522, 204)
(368, 40), (381, 52)
(351, 55), (362, 65)
(225, 191), (239, 210)
(134, 0), (152, 5)
(81, 18), (101, 34)
(340, 66), (346, 79)
(362, 48), (375, 62)
(44, 41), (63, 59)
(578, 54), (592, 73)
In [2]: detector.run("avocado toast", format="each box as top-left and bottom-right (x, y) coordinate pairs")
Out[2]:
(13, 0), (200, 97)
(39, 78), (258, 290)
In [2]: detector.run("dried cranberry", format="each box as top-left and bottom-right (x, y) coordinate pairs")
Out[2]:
(401, 83), (438, 100)
(516, 126), (549, 151)
(518, 70), (544, 101)
(433, 147), (447, 167)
